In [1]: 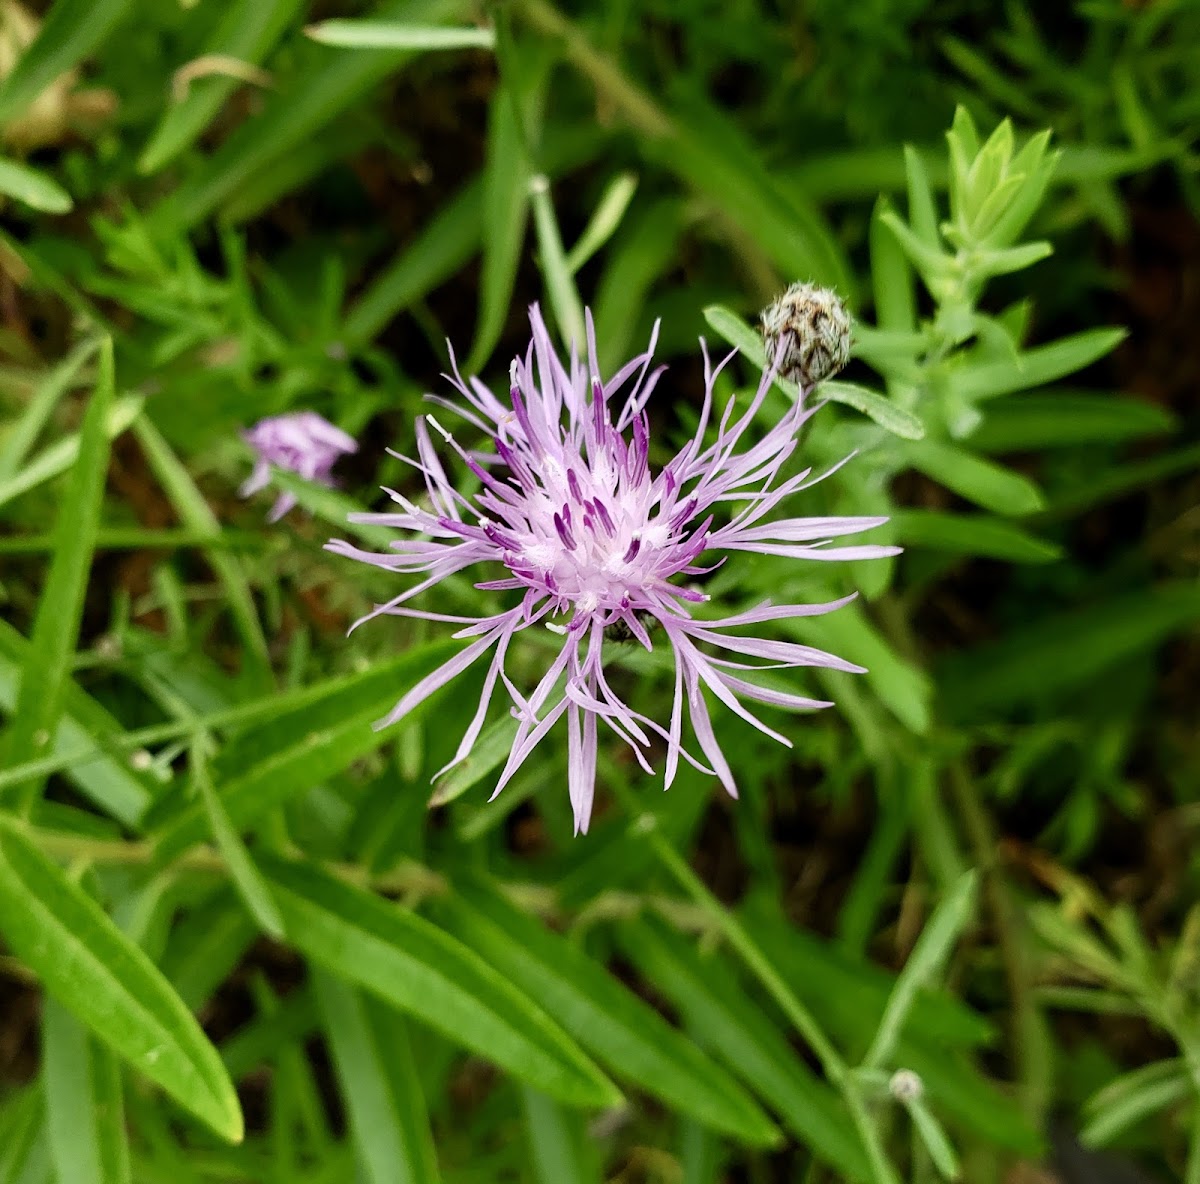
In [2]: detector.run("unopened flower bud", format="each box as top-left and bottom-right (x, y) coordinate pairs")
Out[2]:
(760, 282), (852, 388)
(889, 1068), (924, 1103)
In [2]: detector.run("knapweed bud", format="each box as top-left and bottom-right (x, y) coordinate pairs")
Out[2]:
(888, 1068), (924, 1103)
(760, 281), (852, 388)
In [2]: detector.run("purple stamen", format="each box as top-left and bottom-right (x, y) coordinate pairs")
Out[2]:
(553, 511), (576, 550)
(594, 499), (616, 536)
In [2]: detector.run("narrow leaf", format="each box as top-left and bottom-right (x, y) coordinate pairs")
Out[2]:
(428, 717), (519, 807)
(619, 916), (868, 1179)
(908, 1097), (962, 1180)
(741, 910), (1041, 1154)
(0, 394), (141, 513)
(820, 381), (925, 440)
(939, 584), (1200, 717)
(891, 510), (1061, 564)
(2, 341), (114, 810)
(522, 1089), (598, 1184)
(133, 416), (271, 679)
(0, 618), (158, 827)
(43, 1001), (131, 1184)
(1081, 1070), (1189, 1148)
(971, 392), (1175, 453)
(438, 880), (781, 1146)
(663, 96), (853, 297)
(313, 972), (440, 1184)
(192, 744), (284, 939)
(954, 328), (1127, 402)
(564, 172), (638, 274)
(259, 855), (621, 1108)
(138, 0), (307, 173)
(906, 439), (1043, 515)
(0, 337), (98, 482)
(305, 20), (494, 50)
(151, 642), (457, 862)
(0, 819), (242, 1142)
(467, 83), (530, 372)
(864, 872), (978, 1070)
(530, 175), (586, 351)
(263, 468), (395, 548)
(0, 0), (132, 124)
(0, 1085), (49, 1184)
(0, 158), (71, 213)
(343, 178), (482, 346)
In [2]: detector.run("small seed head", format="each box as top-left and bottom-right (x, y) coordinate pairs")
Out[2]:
(760, 281), (852, 388)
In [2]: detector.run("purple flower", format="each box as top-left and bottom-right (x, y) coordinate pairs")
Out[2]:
(241, 411), (357, 522)
(328, 306), (898, 834)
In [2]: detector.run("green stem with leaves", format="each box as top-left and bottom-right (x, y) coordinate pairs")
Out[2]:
(618, 802), (901, 1184)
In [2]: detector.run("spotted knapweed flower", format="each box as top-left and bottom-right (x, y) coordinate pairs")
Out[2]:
(328, 306), (897, 833)
(240, 411), (357, 522)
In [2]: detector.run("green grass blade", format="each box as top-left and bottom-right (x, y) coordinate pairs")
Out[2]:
(132, 415), (272, 682)
(438, 880), (782, 1146)
(260, 855), (622, 1109)
(905, 438), (1043, 515)
(620, 916), (868, 1179)
(741, 910), (1042, 1154)
(0, 0), (132, 124)
(971, 391), (1175, 452)
(521, 1088), (599, 1184)
(150, 642), (457, 863)
(261, 469), (395, 548)
(147, 0), (470, 234)
(305, 20), (494, 50)
(0, 619), (158, 827)
(138, 0), (306, 174)
(0, 394), (140, 514)
(939, 583), (1200, 718)
(563, 171), (638, 275)
(428, 717), (518, 807)
(43, 1000), (131, 1184)
(864, 871), (978, 1070)
(342, 177), (483, 346)
(466, 82), (531, 372)
(0, 1085), (48, 1184)
(530, 175), (586, 352)
(313, 972), (441, 1184)
(891, 510), (1061, 564)
(0, 157), (71, 213)
(0, 337), (99, 482)
(191, 743), (285, 939)
(954, 328), (1128, 402)
(2, 340), (114, 812)
(0, 819), (243, 1143)
(664, 97), (854, 299)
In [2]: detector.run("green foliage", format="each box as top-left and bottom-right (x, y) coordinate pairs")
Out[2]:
(0, 1), (1195, 1182)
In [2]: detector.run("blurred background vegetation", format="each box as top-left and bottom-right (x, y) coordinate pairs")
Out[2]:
(0, 1), (1197, 1182)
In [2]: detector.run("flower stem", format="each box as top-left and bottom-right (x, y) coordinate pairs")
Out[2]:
(624, 808), (901, 1184)
(514, 0), (674, 140)
(26, 825), (446, 900)
(946, 762), (1051, 1125)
